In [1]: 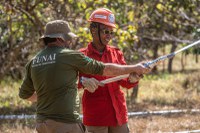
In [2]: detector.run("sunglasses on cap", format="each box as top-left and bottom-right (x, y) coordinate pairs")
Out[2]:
(101, 29), (114, 35)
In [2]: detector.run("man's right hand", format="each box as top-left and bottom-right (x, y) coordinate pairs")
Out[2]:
(128, 73), (144, 83)
(81, 77), (101, 93)
(135, 61), (152, 75)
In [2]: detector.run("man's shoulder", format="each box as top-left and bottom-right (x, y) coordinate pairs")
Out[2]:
(107, 45), (122, 52)
(78, 47), (88, 55)
(78, 47), (87, 52)
(108, 45), (120, 50)
(59, 49), (83, 58)
(61, 49), (79, 54)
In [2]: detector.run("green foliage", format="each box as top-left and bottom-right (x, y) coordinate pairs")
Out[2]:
(77, 27), (92, 47)
(0, 0), (200, 79)
(0, 78), (33, 114)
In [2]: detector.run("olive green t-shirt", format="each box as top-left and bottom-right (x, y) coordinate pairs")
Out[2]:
(19, 46), (105, 123)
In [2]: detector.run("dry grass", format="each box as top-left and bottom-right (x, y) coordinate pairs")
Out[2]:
(0, 124), (35, 133)
(129, 114), (200, 133)
(0, 119), (36, 133)
(138, 72), (200, 108)
(0, 54), (200, 132)
(0, 114), (200, 133)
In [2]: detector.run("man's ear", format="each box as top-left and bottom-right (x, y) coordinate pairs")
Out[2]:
(91, 27), (97, 35)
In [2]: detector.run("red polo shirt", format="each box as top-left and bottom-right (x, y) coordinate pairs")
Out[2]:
(78, 42), (138, 126)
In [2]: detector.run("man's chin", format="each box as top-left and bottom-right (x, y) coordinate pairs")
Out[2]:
(104, 41), (110, 45)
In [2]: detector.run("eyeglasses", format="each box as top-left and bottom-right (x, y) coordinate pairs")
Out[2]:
(101, 29), (114, 35)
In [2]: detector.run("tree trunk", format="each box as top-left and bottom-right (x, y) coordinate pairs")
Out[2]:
(168, 43), (177, 73)
(152, 44), (159, 73)
(130, 85), (139, 104)
(196, 54), (199, 63)
(181, 52), (185, 71)
(162, 45), (166, 72)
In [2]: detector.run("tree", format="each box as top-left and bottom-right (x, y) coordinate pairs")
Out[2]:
(0, 0), (199, 80)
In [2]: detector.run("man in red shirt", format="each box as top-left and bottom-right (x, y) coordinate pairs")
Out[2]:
(79, 8), (142, 133)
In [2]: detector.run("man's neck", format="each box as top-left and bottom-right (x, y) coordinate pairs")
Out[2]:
(47, 42), (59, 47)
(92, 42), (105, 53)
(47, 41), (68, 48)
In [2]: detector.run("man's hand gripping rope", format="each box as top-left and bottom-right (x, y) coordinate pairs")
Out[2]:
(81, 77), (104, 93)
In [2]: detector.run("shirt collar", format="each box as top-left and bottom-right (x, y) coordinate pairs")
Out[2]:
(88, 42), (110, 55)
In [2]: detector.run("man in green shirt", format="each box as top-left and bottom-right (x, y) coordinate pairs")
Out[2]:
(19, 20), (150, 133)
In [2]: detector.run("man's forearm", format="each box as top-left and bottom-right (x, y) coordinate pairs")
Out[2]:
(102, 63), (141, 76)
(27, 92), (37, 102)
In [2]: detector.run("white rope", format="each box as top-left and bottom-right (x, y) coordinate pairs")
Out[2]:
(0, 114), (35, 119)
(0, 110), (200, 132)
(173, 130), (200, 133)
(128, 109), (200, 117)
(0, 109), (200, 119)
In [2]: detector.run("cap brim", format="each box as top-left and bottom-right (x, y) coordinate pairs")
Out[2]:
(40, 34), (65, 41)
(40, 32), (78, 41)
(68, 32), (78, 38)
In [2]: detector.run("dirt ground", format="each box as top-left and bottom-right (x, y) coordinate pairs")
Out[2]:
(0, 113), (200, 133)
(128, 113), (200, 133)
